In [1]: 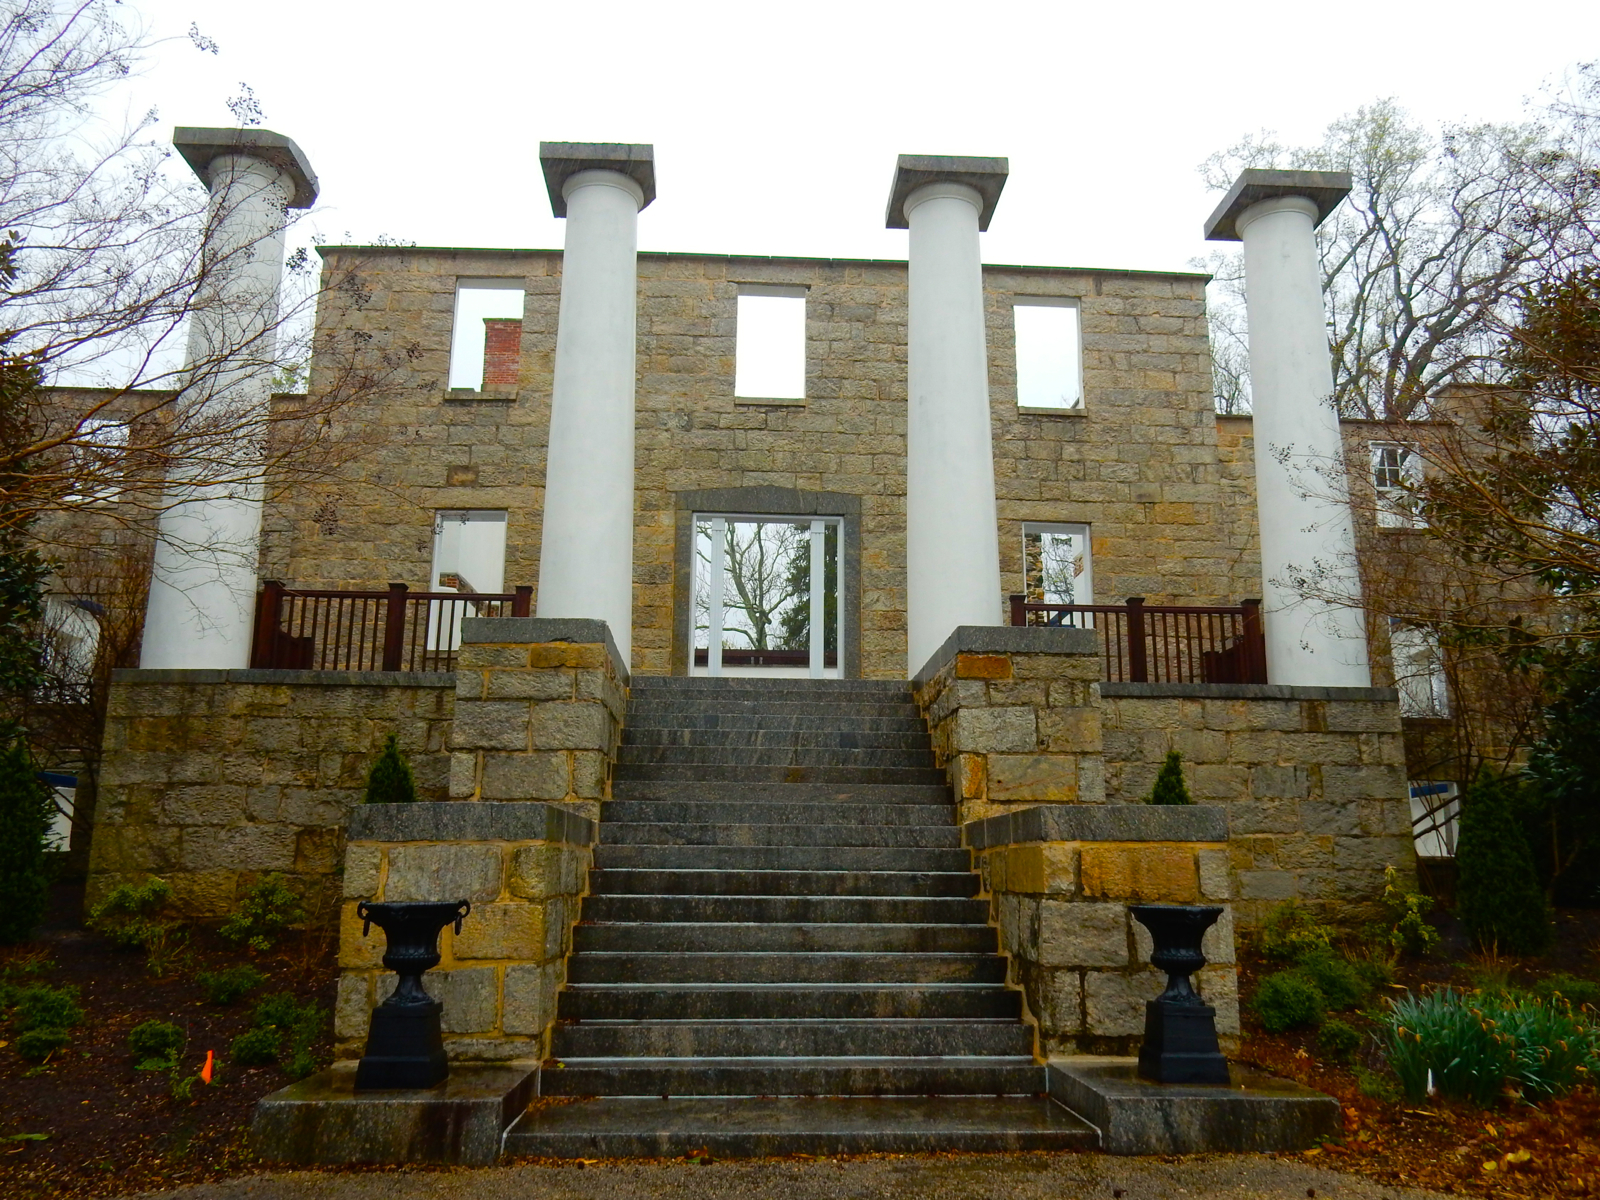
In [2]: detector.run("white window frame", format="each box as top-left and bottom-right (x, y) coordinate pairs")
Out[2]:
(1021, 522), (1093, 625)
(448, 279), (525, 391)
(427, 510), (508, 651)
(1012, 297), (1083, 411)
(1410, 780), (1460, 857)
(1389, 618), (1450, 718)
(1371, 441), (1423, 529)
(734, 285), (808, 402)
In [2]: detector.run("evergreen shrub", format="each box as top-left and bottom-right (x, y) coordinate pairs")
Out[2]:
(1252, 970), (1326, 1032)
(196, 964), (266, 1006)
(127, 1020), (184, 1070)
(1317, 1017), (1362, 1063)
(1456, 771), (1550, 956)
(1148, 750), (1192, 805)
(219, 876), (303, 952)
(364, 733), (417, 805)
(0, 737), (53, 943)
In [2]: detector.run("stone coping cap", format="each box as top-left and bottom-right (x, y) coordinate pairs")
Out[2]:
(348, 801), (595, 846)
(1099, 681), (1398, 702)
(173, 127), (319, 209)
(886, 154), (1008, 232)
(539, 143), (655, 217)
(913, 625), (1098, 686)
(1203, 169), (1352, 242)
(458, 617), (629, 682)
(110, 668), (453, 688)
(964, 803), (1228, 850)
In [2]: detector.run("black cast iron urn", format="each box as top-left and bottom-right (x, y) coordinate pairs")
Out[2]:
(353, 899), (471, 1091)
(1129, 903), (1230, 1085)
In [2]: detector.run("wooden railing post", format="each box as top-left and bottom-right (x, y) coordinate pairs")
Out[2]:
(250, 580), (285, 669)
(1241, 598), (1266, 684)
(381, 582), (409, 672)
(513, 585), (533, 618)
(1008, 593), (1025, 627)
(1125, 596), (1148, 683)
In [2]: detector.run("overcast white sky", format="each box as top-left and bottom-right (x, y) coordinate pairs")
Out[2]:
(107, 1), (1600, 273)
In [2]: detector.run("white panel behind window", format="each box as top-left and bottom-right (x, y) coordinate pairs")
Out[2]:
(430, 511), (508, 595)
(735, 292), (806, 399)
(1014, 302), (1082, 409)
(449, 281), (525, 390)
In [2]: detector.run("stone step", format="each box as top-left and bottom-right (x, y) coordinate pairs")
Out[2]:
(630, 678), (914, 696)
(565, 952), (1007, 985)
(611, 764), (947, 785)
(573, 920), (997, 954)
(625, 714), (929, 734)
(599, 802), (956, 828)
(625, 700), (923, 720)
(581, 893), (990, 925)
(503, 1095), (1096, 1157)
(609, 781), (952, 805)
(615, 746), (937, 769)
(591, 844), (969, 872)
(623, 728), (931, 750)
(601, 821), (962, 848)
(557, 983), (1023, 1022)
(539, 1055), (1045, 1098)
(551, 1018), (1035, 1059)
(586, 868), (976, 898)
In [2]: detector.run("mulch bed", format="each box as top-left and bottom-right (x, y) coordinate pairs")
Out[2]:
(0, 881), (336, 1200)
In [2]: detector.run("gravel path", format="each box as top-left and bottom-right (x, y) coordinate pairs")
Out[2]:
(126, 1154), (1449, 1200)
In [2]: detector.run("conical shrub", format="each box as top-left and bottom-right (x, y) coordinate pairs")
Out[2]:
(1149, 750), (1193, 805)
(364, 733), (417, 805)
(0, 736), (54, 943)
(1456, 770), (1549, 956)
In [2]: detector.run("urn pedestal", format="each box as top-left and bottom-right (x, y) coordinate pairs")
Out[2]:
(1129, 903), (1229, 1086)
(353, 899), (470, 1091)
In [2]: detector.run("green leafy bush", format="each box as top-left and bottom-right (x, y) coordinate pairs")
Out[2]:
(1533, 972), (1600, 1010)
(0, 737), (54, 944)
(219, 876), (304, 952)
(195, 964), (266, 1006)
(15, 1026), (70, 1063)
(364, 733), (417, 805)
(1256, 903), (1335, 963)
(228, 1025), (280, 1066)
(1380, 988), (1600, 1106)
(1252, 970), (1326, 1032)
(1376, 865), (1441, 957)
(1317, 1018), (1362, 1063)
(127, 1020), (184, 1071)
(1296, 950), (1368, 1012)
(230, 992), (327, 1078)
(1148, 750), (1192, 805)
(88, 878), (176, 950)
(11, 983), (82, 1033)
(1456, 772), (1550, 956)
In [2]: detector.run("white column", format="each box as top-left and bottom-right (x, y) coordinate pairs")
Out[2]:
(141, 152), (298, 669)
(903, 181), (1003, 677)
(535, 168), (645, 666)
(808, 519), (825, 679)
(1235, 194), (1371, 687)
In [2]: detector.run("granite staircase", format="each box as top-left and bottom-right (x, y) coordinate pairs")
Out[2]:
(505, 677), (1095, 1156)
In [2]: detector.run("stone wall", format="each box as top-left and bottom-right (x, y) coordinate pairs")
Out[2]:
(913, 626), (1106, 825)
(87, 669), (453, 916)
(267, 248), (1257, 677)
(1099, 682), (1412, 927)
(447, 618), (627, 823)
(968, 805), (1238, 1058)
(334, 802), (593, 1062)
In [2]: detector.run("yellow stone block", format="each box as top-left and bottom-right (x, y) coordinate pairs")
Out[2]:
(988, 754), (1078, 802)
(957, 753), (986, 800)
(526, 643), (606, 670)
(338, 900), (386, 969)
(1080, 843), (1199, 902)
(956, 653), (1012, 680)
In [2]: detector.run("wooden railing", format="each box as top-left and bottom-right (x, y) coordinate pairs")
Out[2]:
(1007, 595), (1267, 685)
(249, 581), (532, 672)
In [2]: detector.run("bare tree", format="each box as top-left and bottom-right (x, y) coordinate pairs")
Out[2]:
(1198, 81), (1599, 419)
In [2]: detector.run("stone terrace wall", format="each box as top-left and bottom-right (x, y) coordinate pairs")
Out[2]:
(270, 248), (1255, 677)
(1099, 682), (1412, 928)
(88, 669), (453, 917)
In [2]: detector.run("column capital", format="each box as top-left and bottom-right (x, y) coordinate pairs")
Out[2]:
(1203, 169), (1351, 242)
(173, 127), (319, 208)
(539, 142), (655, 217)
(886, 154), (1008, 232)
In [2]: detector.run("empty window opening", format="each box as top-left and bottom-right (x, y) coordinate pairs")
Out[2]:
(449, 281), (525, 391)
(1371, 442), (1423, 528)
(1014, 300), (1082, 409)
(735, 288), (806, 400)
(1410, 780), (1459, 857)
(428, 510), (508, 650)
(1022, 523), (1093, 625)
(693, 514), (841, 678)
(64, 419), (128, 502)
(1389, 618), (1449, 718)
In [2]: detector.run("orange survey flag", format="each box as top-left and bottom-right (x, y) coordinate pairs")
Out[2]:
(200, 1050), (214, 1084)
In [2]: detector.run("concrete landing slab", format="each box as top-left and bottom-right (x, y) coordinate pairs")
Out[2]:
(1047, 1056), (1339, 1155)
(251, 1060), (538, 1166)
(504, 1095), (1098, 1158)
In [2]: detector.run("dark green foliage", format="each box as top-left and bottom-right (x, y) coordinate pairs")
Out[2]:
(228, 1025), (279, 1066)
(1533, 972), (1600, 1010)
(126, 1020), (184, 1070)
(1456, 771), (1551, 956)
(232, 992), (325, 1078)
(1255, 902), (1335, 963)
(11, 983), (81, 1033)
(1252, 970), (1326, 1032)
(1296, 950), (1368, 1012)
(15, 1026), (69, 1062)
(0, 238), (47, 729)
(1148, 750), (1192, 805)
(195, 964), (265, 1006)
(88, 877), (173, 949)
(1317, 1017), (1362, 1064)
(364, 733), (417, 805)
(219, 875), (304, 952)
(1523, 646), (1600, 905)
(1376, 865), (1441, 956)
(0, 736), (53, 943)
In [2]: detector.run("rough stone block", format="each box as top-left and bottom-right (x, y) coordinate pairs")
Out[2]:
(1084, 968), (1164, 1037)
(385, 844), (503, 904)
(1031, 965), (1083, 1035)
(453, 901), (544, 961)
(1237, 869), (1298, 901)
(451, 701), (530, 752)
(987, 754), (1079, 803)
(339, 902), (386, 969)
(448, 752), (478, 799)
(528, 702), (608, 750)
(955, 653), (1012, 680)
(502, 962), (557, 1036)
(1080, 844), (1199, 903)
(1037, 707), (1103, 753)
(481, 752), (569, 801)
(1250, 765), (1309, 800)
(1197, 848), (1231, 901)
(486, 670), (574, 701)
(334, 973), (371, 1041)
(1039, 900), (1128, 968)
(952, 707), (1037, 754)
(436, 967), (499, 1034)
